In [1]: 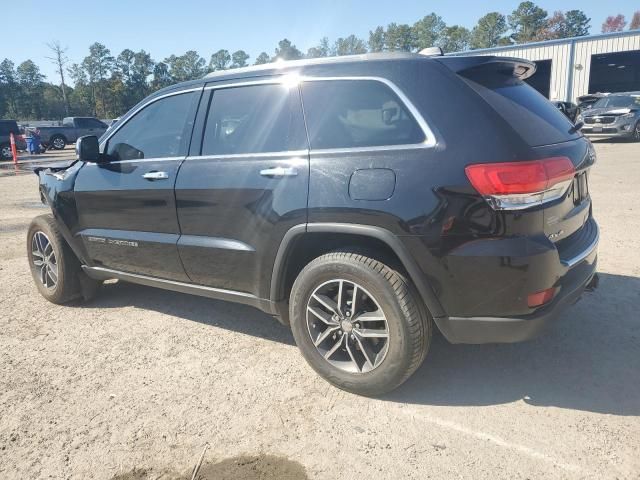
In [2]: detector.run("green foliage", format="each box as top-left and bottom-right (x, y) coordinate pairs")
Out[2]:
(254, 52), (271, 65)
(307, 37), (331, 58)
(274, 39), (303, 61)
(384, 23), (416, 51)
(470, 12), (508, 49)
(413, 13), (446, 50)
(231, 50), (250, 68)
(508, 1), (548, 42)
(333, 35), (367, 56)
(438, 25), (471, 52)
(210, 49), (231, 71)
(368, 27), (385, 52)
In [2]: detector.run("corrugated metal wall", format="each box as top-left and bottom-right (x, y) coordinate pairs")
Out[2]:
(461, 32), (640, 102)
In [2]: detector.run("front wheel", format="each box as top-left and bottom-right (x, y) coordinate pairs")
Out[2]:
(289, 251), (432, 396)
(633, 122), (640, 142)
(27, 214), (90, 304)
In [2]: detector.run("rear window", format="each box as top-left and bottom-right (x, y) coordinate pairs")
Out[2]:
(301, 80), (425, 150)
(460, 71), (579, 146)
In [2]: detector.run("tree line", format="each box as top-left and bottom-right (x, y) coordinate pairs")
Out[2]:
(1, 2), (639, 121)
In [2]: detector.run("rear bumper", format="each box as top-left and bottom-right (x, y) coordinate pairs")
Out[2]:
(435, 222), (599, 344)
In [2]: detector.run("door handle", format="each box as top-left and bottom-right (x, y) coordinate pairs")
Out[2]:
(142, 171), (169, 180)
(259, 167), (298, 177)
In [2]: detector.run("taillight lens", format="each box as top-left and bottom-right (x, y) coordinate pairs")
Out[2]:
(465, 157), (575, 210)
(527, 287), (557, 308)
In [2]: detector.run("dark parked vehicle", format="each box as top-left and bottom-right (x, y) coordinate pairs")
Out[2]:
(28, 53), (599, 395)
(0, 119), (26, 160)
(576, 93), (609, 114)
(552, 100), (578, 123)
(578, 92), (640, 141)
(38, 117), (108, 150)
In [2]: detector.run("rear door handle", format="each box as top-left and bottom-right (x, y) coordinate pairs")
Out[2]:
(259, 167), (298, 177)
(142, 171), (169, 180)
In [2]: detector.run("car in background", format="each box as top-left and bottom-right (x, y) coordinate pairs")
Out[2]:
(552, 101), (578, 123)
(578, 92), (640, 141)
(38, 117), (108, 150)
(577, 93), (609, 115)
(0, 119), (27, 160)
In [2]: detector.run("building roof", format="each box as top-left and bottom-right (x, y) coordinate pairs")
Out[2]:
(450, 29), (640, 55)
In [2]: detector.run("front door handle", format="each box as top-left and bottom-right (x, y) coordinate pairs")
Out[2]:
(142, 171), (169, 180)
(259, 166), (298, 177)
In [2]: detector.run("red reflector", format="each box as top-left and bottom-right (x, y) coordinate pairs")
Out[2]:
(465, 157), (575, 195)
(527, 288), (556, 308)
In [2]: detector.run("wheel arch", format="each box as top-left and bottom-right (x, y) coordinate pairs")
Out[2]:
(270, 223), (445, 322)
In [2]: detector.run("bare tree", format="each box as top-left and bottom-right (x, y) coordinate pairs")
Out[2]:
(46, 40), (70, 115)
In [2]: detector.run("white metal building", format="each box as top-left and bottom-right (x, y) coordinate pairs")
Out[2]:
(457, 30), (640, 103)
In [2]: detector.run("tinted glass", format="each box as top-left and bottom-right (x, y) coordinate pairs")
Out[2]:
(593, 96), (639, 109)
(202, 84), (306, 155)
(460, 72), (579, 146)
(106, 92), (196, 161)
(301, 80), (425, 149)
(83, 118), (107, 128)
(0, 121), (19, 135)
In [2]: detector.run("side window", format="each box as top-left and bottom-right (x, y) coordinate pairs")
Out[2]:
(202, 83), (306, 155)
(86, 118), (107, 129)
(301, 80), (425, 149)
(75, 118), (90, 128)
(106, 91), (197, 161)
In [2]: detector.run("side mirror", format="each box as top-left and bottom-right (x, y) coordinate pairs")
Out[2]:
(75, 135), (100, 162)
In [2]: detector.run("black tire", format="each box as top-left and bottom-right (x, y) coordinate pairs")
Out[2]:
(1, 143), (12, 160)
(50, 135), (66, 150)
(27, 214), (96, 304)
(289, 251), (432, 396)
(633, 121), (640, 142)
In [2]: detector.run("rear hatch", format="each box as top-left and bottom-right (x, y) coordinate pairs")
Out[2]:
(438, 56), (596, 260)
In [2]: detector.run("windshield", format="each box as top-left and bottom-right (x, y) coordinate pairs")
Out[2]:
(592, 96), (639, 109)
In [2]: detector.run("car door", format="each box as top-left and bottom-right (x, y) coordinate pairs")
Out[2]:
(73, 87), (202, 281)
(175, 79), (309, 297)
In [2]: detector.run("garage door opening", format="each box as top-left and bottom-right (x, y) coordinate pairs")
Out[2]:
(589, 50), (640, 93)
(525, 59), (552, 98)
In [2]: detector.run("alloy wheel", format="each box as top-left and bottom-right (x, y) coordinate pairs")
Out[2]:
(306, 279), (389, 373)
(1, 145), (11, 160)
(52, 138), (65, 149)
(634, 123), (640, 141)
(31, 231), (58, 289)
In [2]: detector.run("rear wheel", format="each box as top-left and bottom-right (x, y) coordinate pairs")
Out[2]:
(289, 251), (431, 396)
(27, 214), (97, 304)
(1, 143), (12, 160)
(50, 135), (66, 150)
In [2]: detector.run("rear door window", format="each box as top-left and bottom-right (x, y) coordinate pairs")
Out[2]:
(202, 83), (307, 155)
(300, 80), (425, 150)
(459, 71), (579, 146)
(0, 121), (19, 135)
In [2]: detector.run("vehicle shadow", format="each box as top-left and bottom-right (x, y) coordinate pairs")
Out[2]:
(82, 280), (296, 346)
(386, 272), (640, 416)
(79, 273), (639, 416)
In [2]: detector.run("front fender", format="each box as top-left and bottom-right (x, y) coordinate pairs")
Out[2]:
(36, 161), (90, 264)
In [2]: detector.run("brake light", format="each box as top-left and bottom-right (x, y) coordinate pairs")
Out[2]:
(527, 287), (556, 308)
(465, 157), (575, 210)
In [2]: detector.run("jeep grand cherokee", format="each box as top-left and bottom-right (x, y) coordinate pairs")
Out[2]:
(28, 52), (599, 395)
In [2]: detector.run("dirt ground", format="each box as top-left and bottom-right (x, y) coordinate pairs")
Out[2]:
(1, 142), (639, 479)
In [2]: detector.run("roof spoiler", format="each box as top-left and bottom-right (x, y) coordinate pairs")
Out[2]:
(435, 56), (537, 80)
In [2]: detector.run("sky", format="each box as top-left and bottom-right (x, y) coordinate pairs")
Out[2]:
(0, 0), (635, 81)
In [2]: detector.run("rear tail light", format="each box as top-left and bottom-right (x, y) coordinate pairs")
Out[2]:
(527, 287), (557, 308)
(465, 157), (575, 210)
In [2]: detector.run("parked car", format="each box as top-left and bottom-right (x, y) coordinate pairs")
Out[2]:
(0, 119), (27, 160)
(578, 92), (640, 141)
(28, 53), (599, 395)
(551, 100), (578, 123)
(576, 93), (609, 114)
(38, 117), (108, 150)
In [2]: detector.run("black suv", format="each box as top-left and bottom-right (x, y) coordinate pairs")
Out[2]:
(29, 53), (599, 395)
